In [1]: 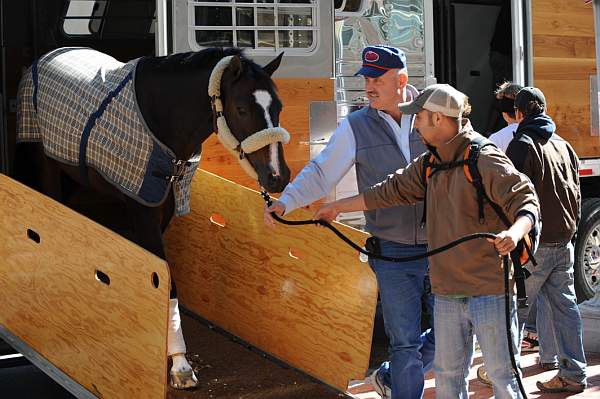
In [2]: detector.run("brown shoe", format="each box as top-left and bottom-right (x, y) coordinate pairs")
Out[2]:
(476, 365), (492, 387)
(536, 374), (585, 393)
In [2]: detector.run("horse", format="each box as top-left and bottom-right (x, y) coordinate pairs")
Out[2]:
(13, 47), (291, 389)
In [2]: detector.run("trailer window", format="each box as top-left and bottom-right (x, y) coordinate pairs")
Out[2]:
(188, 0), (319, 55)
(335, 0), (367, 16)
(62, 0), (155, 38)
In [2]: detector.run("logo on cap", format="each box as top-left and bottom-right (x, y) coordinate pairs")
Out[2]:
(364, 51), (379, 63)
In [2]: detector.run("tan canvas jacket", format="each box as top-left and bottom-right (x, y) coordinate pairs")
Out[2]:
(363, 120), (540, 296)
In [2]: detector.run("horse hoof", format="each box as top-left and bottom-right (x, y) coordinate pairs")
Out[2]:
(170, 368), (198, 390)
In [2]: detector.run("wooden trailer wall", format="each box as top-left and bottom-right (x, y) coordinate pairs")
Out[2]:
(532, 0), (598, 157)
(199, 78), (334, 190)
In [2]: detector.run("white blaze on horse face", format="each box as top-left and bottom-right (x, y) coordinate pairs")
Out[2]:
(253, 90), (281, 177)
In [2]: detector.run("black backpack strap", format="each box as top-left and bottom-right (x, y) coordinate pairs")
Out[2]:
(420, 153), (436, 227)
(463, 137), (496, 224)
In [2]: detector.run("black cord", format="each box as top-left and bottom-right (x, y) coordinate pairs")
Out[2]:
(504, 255), (528, 398)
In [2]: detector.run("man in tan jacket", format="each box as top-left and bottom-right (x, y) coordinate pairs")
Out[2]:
(314, 84), (540, 399)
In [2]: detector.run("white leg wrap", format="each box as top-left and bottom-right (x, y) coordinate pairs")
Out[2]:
(168, 298), (187, 356)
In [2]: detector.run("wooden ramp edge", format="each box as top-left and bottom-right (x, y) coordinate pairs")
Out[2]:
(0, 175), (170, 399)
(164, 169), (378, 391)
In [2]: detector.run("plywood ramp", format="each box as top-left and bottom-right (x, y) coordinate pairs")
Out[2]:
(0, 175), (170, 399)
(164, 169), (377, 392)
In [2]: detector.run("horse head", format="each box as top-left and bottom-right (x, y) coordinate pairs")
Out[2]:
(216, 53), (290, 193)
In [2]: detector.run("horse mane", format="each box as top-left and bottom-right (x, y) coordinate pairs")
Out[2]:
(151, 47), (269, 81)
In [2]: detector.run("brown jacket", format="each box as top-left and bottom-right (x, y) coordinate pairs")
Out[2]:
(506, 114), (580, 243)
(363, 121), (540, 296)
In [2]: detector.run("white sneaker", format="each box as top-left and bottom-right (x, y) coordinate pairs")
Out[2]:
(368, 368), (391, 399)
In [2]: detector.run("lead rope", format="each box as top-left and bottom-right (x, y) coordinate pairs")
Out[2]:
(261, 191), (528, 399)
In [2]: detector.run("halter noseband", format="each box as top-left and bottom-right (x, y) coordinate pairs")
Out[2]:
(208, 55), (290, 181)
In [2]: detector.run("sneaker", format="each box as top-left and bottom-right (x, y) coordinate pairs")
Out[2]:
(520, 334), (539, 353)
(536, 374), (585, 393)
(476, 365), (492, 387)
(367, 368), (391, 399)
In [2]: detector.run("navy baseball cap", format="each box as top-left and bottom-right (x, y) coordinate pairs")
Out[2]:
(354, 45), (407, 78)
(515, 87), (546, 115)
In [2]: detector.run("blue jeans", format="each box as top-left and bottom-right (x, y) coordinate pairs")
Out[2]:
(434, 295), (523, 399)
(523, 290), (557, 364)
(368, 240), (435, 399)
(518, 242), (587, 384)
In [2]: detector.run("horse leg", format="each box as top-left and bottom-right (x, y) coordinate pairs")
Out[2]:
(124, 197), (198, 390)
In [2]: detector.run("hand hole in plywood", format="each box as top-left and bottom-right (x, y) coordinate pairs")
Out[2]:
(95, 269), (111, 286)
(210, 213), (226, 228)
(151, 272), (160, 289)
(288, 247), (303, 260)
(27, 229), (40, 244)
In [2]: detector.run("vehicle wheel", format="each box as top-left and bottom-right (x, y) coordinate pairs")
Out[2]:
(574, 198), (600, 303)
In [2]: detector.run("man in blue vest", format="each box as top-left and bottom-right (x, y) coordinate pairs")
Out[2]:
(264, 45), (434, 399)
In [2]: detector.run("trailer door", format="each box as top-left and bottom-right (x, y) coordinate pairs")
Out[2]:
(511, 0), (532, 86)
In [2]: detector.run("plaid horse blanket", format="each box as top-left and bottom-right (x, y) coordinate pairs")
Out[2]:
(17, 47), (198, 216)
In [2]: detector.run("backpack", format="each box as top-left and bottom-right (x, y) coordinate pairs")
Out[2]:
(420, 135), (536, 308)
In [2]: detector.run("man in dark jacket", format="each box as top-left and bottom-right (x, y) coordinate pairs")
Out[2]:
(506, 87), (587, 393)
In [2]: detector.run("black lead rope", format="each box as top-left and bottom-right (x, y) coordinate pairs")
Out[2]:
(261, 191), (498, 262)
(504, 255), (528, 398)
(261, 191), (528, 398)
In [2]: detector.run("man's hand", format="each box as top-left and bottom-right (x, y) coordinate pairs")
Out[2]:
(313, 202), (340, 224)
(487, 230), (519, 256)
(487, 214), (533, 255)
(264, 200), (286, 228)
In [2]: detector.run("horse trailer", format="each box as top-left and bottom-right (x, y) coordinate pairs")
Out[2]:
(164, 0), (600, 351)
(160, 0), (600, 306)
(1, 0), (600, 397)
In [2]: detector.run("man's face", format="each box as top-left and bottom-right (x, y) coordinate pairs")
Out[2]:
(364, 69), (405, 111)
(414, 109), (438, 146)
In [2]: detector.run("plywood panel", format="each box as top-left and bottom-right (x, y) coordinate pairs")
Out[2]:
(533, 0), (593, 15)
(0, 175), (169, 399)
(533, 57), (596, 80)
(532, 0), (599, 158)
(531, 9), (594, 38)
(533, 35), (596, 59)
(164, 169), (376, 391)
(201, 78), (334, 189)
(534, 79), (600, 157)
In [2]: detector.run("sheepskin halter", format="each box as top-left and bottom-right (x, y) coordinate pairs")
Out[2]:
(208, 55), (290, 180)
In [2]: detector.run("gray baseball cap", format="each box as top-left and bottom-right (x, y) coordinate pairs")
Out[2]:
(399, 84), (467, 118)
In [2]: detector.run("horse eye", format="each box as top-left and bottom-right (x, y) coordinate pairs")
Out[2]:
(237, 106), (248, 115)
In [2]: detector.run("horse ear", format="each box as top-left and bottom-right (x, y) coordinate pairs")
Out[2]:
(228, 55), (243, 80)
(263, 52), (284, 77)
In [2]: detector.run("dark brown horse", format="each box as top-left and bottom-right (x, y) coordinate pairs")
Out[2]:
(13, 47), (290, 389)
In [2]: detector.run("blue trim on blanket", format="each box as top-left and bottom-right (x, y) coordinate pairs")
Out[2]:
(139, 142), (173, 204)
(32, 59), (39, 112)
(79, 70), (134, 186)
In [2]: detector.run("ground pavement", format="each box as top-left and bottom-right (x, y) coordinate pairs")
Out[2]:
(348, 351), (600, 399)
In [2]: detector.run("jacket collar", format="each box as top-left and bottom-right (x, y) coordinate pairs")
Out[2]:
(515, 113), (555, 140)
(431, 119), (478, 162)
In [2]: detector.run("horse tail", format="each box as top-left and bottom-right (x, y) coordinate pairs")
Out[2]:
(12, 65), (43, 188)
